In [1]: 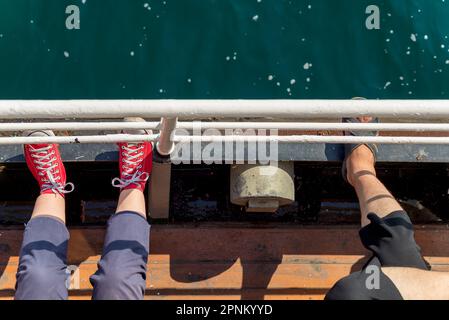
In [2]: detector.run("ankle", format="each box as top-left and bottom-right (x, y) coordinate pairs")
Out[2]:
(346, 146), (376, 186)
(121, 182), (147, 193)
(41, 189), (67, 198)
(116, 189), (146, 216)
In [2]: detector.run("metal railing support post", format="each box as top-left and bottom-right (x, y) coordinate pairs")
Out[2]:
(156, 117), (178, 156)
(148, 117), (177, 219)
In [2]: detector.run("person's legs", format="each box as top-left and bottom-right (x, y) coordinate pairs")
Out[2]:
(326, 117), (432, 300)
(90, 121), (152, 300)
(345, 144), (403, 227)
(351, 155), (449, 299)
(15, 131), (74, 300)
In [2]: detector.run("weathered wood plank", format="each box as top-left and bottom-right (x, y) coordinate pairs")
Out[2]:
(1, 224), (449, 300)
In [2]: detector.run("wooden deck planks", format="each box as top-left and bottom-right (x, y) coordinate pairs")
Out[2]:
(1, 223), (449, 300)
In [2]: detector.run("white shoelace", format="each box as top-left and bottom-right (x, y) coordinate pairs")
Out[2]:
(30, 145), (75, 195)
(112, 144), (150, 189)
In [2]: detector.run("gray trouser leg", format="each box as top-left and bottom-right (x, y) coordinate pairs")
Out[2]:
(90, 211), (150, 300)
(14, 216), (70, 300)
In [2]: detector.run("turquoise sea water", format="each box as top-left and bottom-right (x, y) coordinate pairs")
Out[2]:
(0, 0), (449, 99)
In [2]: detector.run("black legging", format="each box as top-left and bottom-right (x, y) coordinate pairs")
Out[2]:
(325, 211), (429, 300)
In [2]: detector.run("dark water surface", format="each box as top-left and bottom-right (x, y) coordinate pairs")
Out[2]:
(1, 0), (449, 99)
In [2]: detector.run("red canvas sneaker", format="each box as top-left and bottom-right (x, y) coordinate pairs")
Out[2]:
(112, 118), (153, 192)
(23, 130), (74, 197)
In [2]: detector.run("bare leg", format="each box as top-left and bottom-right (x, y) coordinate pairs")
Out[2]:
(31, 194), (66, 223)
(346, 126), (449, 300)
(346, 144), (403, 227)
(115, 189), (146, 218)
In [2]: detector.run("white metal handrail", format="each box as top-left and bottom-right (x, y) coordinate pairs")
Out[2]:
(0, 134), (449, 145)
(1, 122), (449, 132)
(157, 117), (178, 155)
(0, 100), (448, 147)
(2, 100), (449, 119)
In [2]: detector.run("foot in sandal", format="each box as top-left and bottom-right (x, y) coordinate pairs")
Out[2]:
(341, 116), (379, 186)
